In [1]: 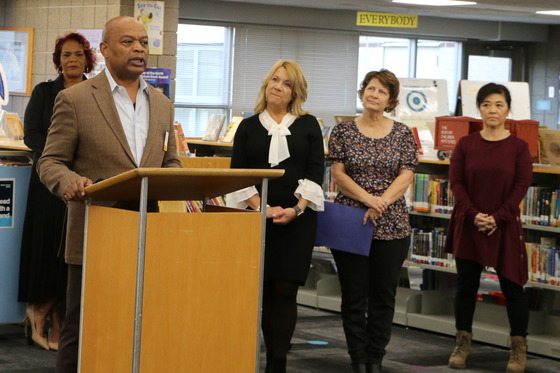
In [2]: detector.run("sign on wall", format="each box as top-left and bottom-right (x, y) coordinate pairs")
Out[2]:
(142, 68), (171, 99)
(357, 12), (418, 28)
(0, 179), (15, 228)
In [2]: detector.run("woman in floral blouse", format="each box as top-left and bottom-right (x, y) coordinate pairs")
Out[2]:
(328, 69), (418, 373)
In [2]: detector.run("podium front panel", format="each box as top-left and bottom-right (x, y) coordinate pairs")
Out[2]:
(81, 206), (138, 371)
(80, 206), (262, 372)
(140, 211), (262, 371)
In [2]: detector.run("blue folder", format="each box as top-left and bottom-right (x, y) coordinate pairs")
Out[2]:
(315, 202), (374, 256)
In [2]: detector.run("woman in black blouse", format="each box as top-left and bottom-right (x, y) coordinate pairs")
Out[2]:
(228, 59), (325, 373)
(18, 32), (96, 351)
(328, 69), (418, 373)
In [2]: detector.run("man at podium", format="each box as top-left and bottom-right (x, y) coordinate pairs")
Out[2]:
(37, 16), (181, 373)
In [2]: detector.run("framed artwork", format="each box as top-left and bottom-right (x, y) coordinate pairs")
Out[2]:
(0, 27), (34, 96)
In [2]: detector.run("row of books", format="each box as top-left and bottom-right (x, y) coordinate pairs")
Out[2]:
(185, 196), (226, 213)
(323, 165), (338, 200)
(409, 227), (454, 268)
(521, 186), (560, 226)
(409, 173), (454, 214)
(408, 227), (560, 287)
(527, 238), (560, 285)
(408, 176), (560, 230)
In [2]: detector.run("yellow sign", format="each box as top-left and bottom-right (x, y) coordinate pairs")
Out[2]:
(357, 12), (418, 28)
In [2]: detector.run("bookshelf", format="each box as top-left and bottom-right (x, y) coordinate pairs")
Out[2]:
(298, 157), (560, 359)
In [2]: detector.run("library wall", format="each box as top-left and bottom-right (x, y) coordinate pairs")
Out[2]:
(181, 0), (548, 42)
(1, 0), (179, 118)
(528, 25), (560, 130)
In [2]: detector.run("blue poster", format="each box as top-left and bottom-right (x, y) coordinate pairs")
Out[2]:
(0, 179), (14, 228)
(142, 67), (171, 99)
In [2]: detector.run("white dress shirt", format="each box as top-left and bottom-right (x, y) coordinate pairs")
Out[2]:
(104, 69), (150, 166)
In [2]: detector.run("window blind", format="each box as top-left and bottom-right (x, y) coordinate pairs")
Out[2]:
(233, 25), (359, 126)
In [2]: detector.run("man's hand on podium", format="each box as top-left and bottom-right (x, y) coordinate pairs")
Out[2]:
(63, 176), (93, 203)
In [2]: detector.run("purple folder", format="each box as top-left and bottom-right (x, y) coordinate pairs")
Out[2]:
(315, 202), (374, 256)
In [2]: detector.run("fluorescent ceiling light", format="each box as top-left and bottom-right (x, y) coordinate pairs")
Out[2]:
(393, 0), (476, 6)
(536, 10), (560, 16)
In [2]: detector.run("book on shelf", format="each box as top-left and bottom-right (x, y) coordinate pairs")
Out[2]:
(409, 227), (453, 268)
(526, 239), (560, 286)
(202, 114), (226, 142)
(0, 111), (23, 141)
(173, 121), (191, 157)
(410, 173), (453, 214)
(221, 116), (243, 143)
(185, 196), (226, 213)
(521, 186), (560, 226)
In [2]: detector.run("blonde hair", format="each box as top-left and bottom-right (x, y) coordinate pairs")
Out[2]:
(254, 59), (309, 117)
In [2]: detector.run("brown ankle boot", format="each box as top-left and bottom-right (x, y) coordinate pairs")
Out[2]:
(448, 330), (472, 369)
(506, 336), (527, 373)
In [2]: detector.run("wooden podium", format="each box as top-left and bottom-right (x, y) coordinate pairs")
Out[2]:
(80, 168), (284, 373)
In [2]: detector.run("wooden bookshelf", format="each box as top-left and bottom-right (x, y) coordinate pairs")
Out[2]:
(0, 140), (31, 151)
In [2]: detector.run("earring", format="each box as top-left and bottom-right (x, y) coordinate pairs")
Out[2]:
(57, 66), (63, 74)
(84, 67), (90, 73)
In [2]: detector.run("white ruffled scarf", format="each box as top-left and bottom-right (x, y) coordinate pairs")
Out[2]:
(259, 110), (296, 167)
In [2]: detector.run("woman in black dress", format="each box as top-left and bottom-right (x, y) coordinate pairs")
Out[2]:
(228, 59), (325, 373)
(18, 32), (96, 350)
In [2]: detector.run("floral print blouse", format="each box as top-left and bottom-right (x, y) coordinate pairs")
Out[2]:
(328, 120), (418, 240)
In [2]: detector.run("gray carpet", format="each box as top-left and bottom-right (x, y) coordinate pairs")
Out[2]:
(1, 306), (559, 372)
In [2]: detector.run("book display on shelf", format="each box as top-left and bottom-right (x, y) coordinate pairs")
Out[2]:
(202, 114), (226, 142)
(173, 121), (191, 157)
(221, 116), (242, 143)
(0, 111), (23, 141)
(185, 196), (226, 213)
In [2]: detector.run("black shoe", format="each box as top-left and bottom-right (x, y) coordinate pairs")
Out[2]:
(352, 363), (368, 373)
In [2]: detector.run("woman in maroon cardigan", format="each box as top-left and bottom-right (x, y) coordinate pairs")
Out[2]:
(444, 83), (533, 373)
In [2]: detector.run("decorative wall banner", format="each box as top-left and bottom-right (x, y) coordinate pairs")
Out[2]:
(356, 12), (418, 28)
(134, 1), (165, 55)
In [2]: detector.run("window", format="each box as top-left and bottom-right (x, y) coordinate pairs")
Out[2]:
(358, 36), (411, 81)
(416, 40), (462, 113)
(467, 55), (512, 82)
(357, 36), (411, 110)
(175, 24), (464, 136)
(358, 36), (462, 114)
(233, 25), (359, 127)
(175, 24), (232, 137)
